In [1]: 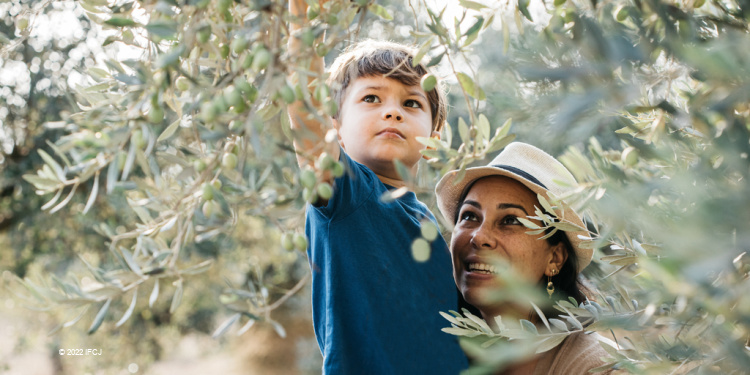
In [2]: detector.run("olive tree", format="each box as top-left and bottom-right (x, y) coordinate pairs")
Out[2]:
(10, 0), (750, 373)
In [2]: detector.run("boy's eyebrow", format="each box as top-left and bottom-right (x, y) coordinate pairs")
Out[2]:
(356, 86), (428, 101)
(406, 89), (428, 102)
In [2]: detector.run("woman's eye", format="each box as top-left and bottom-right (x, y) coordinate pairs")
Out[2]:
(459, 211), (478, 222)
(501, 216), (521, 225)
(363, 95), (380, 103)
(404, 99), (422, 108)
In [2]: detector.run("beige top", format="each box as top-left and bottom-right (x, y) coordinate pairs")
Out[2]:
(532, 332), (615, 375)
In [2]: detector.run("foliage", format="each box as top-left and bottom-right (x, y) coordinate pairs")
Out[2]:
(430, 0), (750, 373)
(5, 0), (750, 373)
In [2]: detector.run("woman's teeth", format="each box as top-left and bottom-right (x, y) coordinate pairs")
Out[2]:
(468, 263), (497, 274)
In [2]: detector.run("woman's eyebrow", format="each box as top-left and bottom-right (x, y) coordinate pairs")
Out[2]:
(462, 201), (528, 214)
(497, 203), (528, 214)
(461, 200), (481, 209)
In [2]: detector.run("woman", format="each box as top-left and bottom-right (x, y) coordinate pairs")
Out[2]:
(435, 142), (615, 375)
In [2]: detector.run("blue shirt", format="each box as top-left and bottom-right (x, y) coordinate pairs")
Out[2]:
(305, 151), (467, 374)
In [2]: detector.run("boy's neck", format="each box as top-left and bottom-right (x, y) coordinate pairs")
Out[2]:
(375, 173), (406, 188)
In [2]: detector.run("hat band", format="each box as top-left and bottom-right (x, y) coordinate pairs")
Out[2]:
(492, 164), (548, 190)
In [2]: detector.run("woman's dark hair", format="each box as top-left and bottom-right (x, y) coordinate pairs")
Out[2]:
(542, 229), (589, 306)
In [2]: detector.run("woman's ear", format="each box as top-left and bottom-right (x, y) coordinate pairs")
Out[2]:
(547, 243), (568, 276)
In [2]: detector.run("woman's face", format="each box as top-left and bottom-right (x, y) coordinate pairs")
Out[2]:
(450, 176), (565, 314)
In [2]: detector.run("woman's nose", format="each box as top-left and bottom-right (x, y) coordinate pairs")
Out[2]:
(470, 223), (496, 249)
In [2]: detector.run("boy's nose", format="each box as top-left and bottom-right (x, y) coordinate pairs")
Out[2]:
(382, 105), (404, 122)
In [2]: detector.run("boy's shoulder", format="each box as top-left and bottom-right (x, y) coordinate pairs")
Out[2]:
(308, 150), (433, 220)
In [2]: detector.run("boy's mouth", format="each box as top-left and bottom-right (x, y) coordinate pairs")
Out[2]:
(377, 127), (405, 139)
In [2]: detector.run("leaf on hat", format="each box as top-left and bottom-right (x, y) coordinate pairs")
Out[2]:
(578, 240), (597, 249)
(538, 227), (558, 240)
(537, 194), (559, 217)
(535, 334), (567, 353)
(553, 221), (586, 232)
(518, 217), (541, 229)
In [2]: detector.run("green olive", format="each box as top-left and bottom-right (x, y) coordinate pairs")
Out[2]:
(324, 99), (338, 116)
(622, 147), (639, 166)
(16, 17), (29, 31)
(293, 233), (308, 251)
(231, 35), (247, 54)
(421, 74), (437, 92)
(193, 159), (207, 172)
(148, 106), (164, 123)
(306, 6), (319, 20)
(331, 162), (344, 178)
(132, 129), (147, 149)
(202, 200), (220, 217)
(420, 221), (439, 242)
(222, 153), (238, 170)
(317, 182), (333, 200)
(300, 30), (315, 47)
(201, 101), (219, 123)
(614, 5), (629, 22)
(411, 238), (431, 262)
(300, 169), (317, 189)
(197, 27), (211, 44)
(234, 78), (253, 95)
(303, 187), (317, 203)
(202, 183), (214, 201)
(241, 53), (253, 69)
(224, 86), (243, 108)
(279, 85), (296, 104)
(219, 43), (230, 59)
(317, 152), (335, 171)
(251, 48), (272, 71)
(217, 0), (232, 13)
(175, 76), (190, 91)
(213, 95), (228, 112)
(281, 233), (295, 251)
(314, 84), (330, 102)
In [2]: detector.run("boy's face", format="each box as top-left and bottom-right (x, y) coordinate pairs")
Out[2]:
(334, 75), (438, 179)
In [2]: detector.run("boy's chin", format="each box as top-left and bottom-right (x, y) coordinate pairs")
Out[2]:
(353, 151), (419, 171)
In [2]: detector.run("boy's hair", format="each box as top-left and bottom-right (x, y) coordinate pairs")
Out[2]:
(327, 40), (447, 132)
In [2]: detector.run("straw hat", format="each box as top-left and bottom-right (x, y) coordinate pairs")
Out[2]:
(435, 142), (593, 272)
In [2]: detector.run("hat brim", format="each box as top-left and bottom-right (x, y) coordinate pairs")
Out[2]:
(435, 165), (593, 272)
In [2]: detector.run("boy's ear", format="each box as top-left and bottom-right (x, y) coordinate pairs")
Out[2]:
(331, 117), (345, 150)
(421, 131), (441, 160)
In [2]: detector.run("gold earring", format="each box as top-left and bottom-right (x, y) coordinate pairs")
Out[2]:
(546, 269), (557, 298)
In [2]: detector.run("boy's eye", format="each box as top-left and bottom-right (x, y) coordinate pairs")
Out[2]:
(363, 95), (380, 103)
(404, 99), (422, 108)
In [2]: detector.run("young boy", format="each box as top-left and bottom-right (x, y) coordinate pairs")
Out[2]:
(288, 1), (467, 373)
